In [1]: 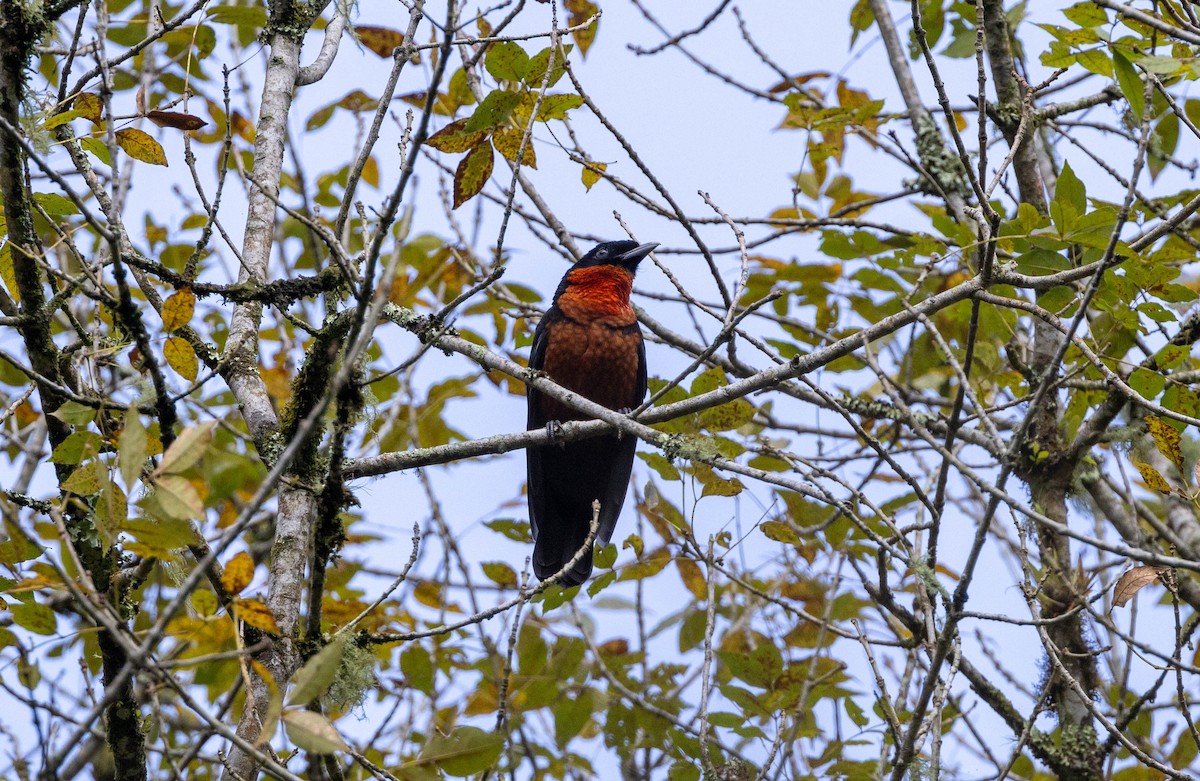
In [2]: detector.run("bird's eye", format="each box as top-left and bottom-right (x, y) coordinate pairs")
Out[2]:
(596, 248), (608, 258)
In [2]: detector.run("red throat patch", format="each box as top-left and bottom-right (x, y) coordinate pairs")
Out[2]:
(556, 265), (635, 318)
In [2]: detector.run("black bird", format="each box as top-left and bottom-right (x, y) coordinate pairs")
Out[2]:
(526, 240), (657, 586)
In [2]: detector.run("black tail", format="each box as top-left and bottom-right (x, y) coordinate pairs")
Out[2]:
(532, 512), (595, 587)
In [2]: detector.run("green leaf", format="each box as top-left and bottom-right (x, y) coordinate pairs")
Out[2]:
(119, 408), (148, 488)
(594, 543), (618, 569)
(12, 602), (56, 636)
(718, 649), (775, 689)
(1112, 51), (1144, 121)
(1129, 368), (1165, 400)
(50, 400), (96, 426)
(535, 93), (583, 121)
(61, 461), (102, 495)
(481, 561), (518, 587)
(79, 137), (111, 165)
(485, 41), (529, 82)
(95, 479), (126, 549)
(698, 399), (755, 432)
(420, 726), (503, 776)
(282, 709), (347, 754)
(34, 192), (79, 217)
(554, 688), (594, 746)
(50, 431), (102, 465)
(1063, 2), (1107, 27)
(288, 640), (346, 706)
(123, 513), (198, 550)
(1054, 160), (1086, 214)
(400, 645), (435, 695)
(760, 521), (801, 545)
(524, 45), (573, 87)
(464, 89), (522, 133)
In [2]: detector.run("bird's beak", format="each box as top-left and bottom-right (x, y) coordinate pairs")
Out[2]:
(616, 242), (659, 270)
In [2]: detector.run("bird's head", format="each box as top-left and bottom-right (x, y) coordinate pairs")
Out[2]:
(574, 240), (659, 272)
(552, 240), (658, 315)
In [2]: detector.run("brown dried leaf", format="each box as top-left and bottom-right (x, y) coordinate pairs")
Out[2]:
(146, 110), (207, 131)
(452, 141), (494, 209)
(357, 25), (405, 58)
(115, 128), (167, 166)
(1112, 565), (1167, 608)
(161, 288), (195, 331)
(221, 551), (255, 596)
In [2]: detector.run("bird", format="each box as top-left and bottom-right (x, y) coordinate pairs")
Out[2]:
(526, 240), (658, 586)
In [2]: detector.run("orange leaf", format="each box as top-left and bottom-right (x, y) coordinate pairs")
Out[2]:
(221, 551), (255, 596)
(234, 597), (281, 634)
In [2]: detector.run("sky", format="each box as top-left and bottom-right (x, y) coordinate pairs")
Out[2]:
(4, 0), (1197, 777)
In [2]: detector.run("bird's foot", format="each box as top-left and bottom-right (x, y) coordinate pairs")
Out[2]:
(546, 420), (566, 447)
(615, 407), (633, 439)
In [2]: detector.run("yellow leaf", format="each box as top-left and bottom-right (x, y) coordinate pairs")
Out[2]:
(115, 128), (167, 166)
(491, 127), (536, 168)
(74, 92), (103, 123)
(566, 0), (599, 57)
(221, 551), (255, 596)
(1145, 415), (1184, 469)
(234, 597), (281, 634)
(164, 336), (198, 381)
(161, 288), (195, 331)
(426, 118), (486, 154)
(452, 142), (493, 209)
(1132, 459), (1172, 494)
(675, 557), (707, 600)
(581, 161), (605, 191)
(0, 243), (18, 303)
